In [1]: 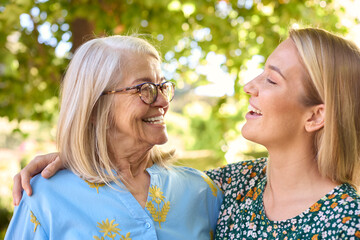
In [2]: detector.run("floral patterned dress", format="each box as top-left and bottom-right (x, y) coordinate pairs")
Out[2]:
(206, 158), (360, 240)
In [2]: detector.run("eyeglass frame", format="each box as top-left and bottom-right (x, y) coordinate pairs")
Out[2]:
(101, 81), (175, 105)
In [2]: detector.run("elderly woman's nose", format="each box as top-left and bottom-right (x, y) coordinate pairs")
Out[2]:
(152, 89), (169, 107)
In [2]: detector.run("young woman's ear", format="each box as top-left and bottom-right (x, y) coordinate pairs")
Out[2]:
(305, 104), (325, 132)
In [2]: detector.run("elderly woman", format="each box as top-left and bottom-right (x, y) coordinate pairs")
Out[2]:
(11, 28), (360, 239)
(5, 36), (223, 239)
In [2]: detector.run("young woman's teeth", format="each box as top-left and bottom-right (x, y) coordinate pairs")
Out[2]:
(248, 105), (262, 115)
(143, 115), (164, 124)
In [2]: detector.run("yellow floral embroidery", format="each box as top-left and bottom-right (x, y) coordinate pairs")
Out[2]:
(210, 230), (214, 240)
(85, 180), (105, 193)
(148, 185), (165, 204)
(145, 185), (170, 228)
(30, 211), (40, 232)
(120, 232), (132, 240)
(93, 218), (131, 240)
(201, 175), (218, 197)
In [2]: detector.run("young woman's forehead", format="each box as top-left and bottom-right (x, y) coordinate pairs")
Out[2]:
(265, 39), (304, 80)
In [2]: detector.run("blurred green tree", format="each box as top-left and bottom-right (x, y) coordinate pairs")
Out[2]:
(0, 0), (349, 156)
(0, 0), (355, 235)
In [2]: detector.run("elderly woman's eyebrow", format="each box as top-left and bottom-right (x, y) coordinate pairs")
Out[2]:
(132, 76), (166, 84)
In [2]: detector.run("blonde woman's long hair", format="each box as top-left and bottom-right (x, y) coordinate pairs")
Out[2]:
(57, 35), (173, 187)
(290, 28), (360, 189)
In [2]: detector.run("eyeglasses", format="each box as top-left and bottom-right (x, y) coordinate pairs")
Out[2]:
(101, 81), (175, 105)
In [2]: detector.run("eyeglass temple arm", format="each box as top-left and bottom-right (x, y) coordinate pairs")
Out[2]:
(101, 85), (140, 95)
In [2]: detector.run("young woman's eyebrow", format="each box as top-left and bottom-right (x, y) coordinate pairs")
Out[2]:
(269, 65), (286, 80)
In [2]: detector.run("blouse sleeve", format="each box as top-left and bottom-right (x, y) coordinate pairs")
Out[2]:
(5, 199), (47, 240)
(204, 166), (227, 192)
(208, 183), (224, 234)
(336, 213), (360, 239)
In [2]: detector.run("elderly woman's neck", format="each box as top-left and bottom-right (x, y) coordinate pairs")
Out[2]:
(108, 145), (153, 208)
(109, 146), (153, 177)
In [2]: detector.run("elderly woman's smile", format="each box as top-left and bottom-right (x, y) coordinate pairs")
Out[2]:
(109, 53), (170, 146)
(142, 114), (165, 125)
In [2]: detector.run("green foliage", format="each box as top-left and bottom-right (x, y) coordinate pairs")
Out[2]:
(0, 203), (12, 239)
(183, 96), (245, 159)
(0, 0), (351, 165)
(0, 0), (347, 122)
(0, 1), (357, 234)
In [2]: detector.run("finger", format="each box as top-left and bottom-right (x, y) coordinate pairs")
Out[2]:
(41, 155), (64, 178)
(12, 173), (23, 206)
(20, 168), (33, 197)
(20, 153), (59, 196)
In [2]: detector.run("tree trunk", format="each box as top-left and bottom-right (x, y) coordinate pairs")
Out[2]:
(70, 18), (95, 53)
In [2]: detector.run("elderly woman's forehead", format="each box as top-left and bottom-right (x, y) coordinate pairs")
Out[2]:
(114, 53), (162, 84)
(123, 52), (160, 67)
(129, 52), (158, 62)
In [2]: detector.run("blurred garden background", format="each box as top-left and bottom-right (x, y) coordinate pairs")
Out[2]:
(1, 0), (359, 236)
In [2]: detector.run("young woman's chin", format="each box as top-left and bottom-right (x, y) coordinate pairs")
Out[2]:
(241, 124), (254, 141)
(241, 125), (264, 146)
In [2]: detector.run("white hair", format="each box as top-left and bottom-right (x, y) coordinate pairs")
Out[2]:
(57, 35), (173, 188)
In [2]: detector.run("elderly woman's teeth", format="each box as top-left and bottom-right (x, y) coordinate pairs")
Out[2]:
(143, 115), (164, 124)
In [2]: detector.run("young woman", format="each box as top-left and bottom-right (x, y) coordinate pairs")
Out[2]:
(11, 28), (360, 239)
(206, 28), (360, 239)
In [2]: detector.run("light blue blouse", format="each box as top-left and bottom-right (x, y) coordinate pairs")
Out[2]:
(5, 164), (223, 240)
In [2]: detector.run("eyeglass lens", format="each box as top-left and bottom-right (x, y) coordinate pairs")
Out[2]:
(140, 82), (174, 104)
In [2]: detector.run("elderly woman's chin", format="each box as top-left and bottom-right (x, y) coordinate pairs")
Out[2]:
(157, 129), (169, 145)
(149, 134), (168, 146)
(144, 126), (169, 145)
(157, 136), (168, 145)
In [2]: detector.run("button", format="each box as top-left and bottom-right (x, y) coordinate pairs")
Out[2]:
(145, 222), (151, 229)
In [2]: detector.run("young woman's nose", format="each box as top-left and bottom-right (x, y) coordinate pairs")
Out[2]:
(243, 77), (259, 96)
